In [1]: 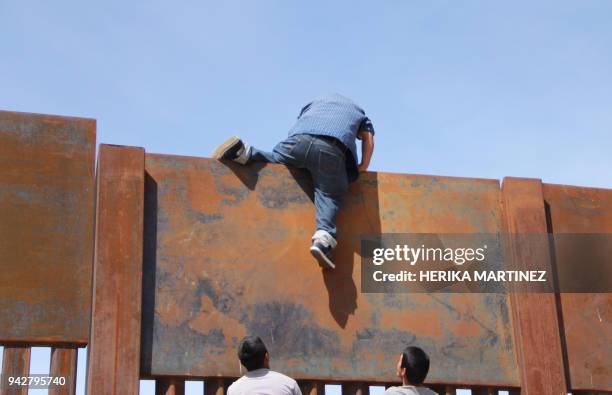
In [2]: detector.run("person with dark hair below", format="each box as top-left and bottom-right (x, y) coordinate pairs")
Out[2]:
(228, 335), (302, 395)
(212, 93), (375, 270)
(384, 346), (438, 395)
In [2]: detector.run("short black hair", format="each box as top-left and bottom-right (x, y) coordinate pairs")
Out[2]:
(401, 346), (430, 384)
(237, 335), (268, 371)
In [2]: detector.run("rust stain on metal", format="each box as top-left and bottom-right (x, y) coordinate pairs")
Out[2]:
(0, 111), (95, 344)
(141, 155), (517, 386)
(543, 183), (612, 391)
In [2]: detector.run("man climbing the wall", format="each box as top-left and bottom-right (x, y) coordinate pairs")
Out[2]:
(212, 93), (375, 270)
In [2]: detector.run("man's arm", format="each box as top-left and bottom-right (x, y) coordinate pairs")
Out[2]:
(358, 130), (374, 172)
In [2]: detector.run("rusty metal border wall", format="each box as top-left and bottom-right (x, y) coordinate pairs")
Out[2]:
(0, 111), (610, 395)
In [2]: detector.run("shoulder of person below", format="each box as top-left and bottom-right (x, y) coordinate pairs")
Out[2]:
(268, 370), (297, 381)
(384, 386), (439, 395)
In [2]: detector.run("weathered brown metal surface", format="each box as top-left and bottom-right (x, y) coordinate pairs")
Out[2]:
(141, 155), (518, 386)
(205, 378), (230, 395)
(86, 145), (145, 395)
(0, 346), (30, 395)
(543, 183), (612, 392)
(471, 387), (495, 395)
(0, 111), (95, 344)
(156, 379), (185, 395)
(49, 347), (78, 395)
(342, 382), (369, 394)
(441, 386), (454, 395)
(298, 380), (325, 395)
(501, 177), (567, 395)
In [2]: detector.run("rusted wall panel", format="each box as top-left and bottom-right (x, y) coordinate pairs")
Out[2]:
(501, 177), (567, 395)
(0, 111), (95, 344)
(86, 145), (145, 395)
(543, 183), (612, 391)
(142, 155), (518, 386)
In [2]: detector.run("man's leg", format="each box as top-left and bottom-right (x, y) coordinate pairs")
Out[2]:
(249, 147), (279, 163)
(313, 189), (342, 239)
(212, 135), (308, 166)
(306, 139), (349, 269)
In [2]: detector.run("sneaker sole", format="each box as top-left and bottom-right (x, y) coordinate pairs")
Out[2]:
(309, 246), (336, 270)
(212, 136), (242, 159)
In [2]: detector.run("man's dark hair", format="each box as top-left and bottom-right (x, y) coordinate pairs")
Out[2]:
(237, 335), (268, 371)
(401, 346), (430, 385)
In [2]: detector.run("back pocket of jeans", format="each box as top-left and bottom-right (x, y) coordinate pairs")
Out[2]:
(318, 149), (342, 173)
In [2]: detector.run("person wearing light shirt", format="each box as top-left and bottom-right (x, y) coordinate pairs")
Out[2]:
(227, 335), (302, 395)
(384, 346), (438, 395)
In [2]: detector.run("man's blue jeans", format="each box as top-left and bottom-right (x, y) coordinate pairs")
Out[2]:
(248, 134), (349, 239)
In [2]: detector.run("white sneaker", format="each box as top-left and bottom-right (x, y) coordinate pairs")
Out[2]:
(234, 143), (251, 164)
(310, 240), (335, 270)
(309, 230), (338, 270)
(212, 136), (251, 164)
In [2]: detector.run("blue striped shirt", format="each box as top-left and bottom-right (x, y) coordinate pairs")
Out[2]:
(287, 93), (375, 181)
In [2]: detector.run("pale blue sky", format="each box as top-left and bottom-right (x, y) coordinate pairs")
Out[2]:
(1, 1), (610, 394)
(2, 1), (611, 188)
